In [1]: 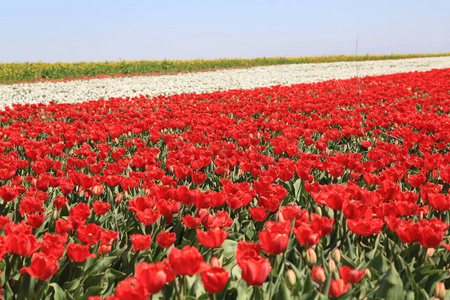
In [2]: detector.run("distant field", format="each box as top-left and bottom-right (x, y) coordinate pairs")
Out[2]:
(1, 52), (450, 84)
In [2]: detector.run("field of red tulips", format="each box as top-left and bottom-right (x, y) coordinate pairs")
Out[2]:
(0, 68), (449, 299)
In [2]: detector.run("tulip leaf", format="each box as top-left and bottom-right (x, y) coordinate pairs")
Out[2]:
(83, 273), (105, 290)
(48, 283), (67, 300)
(75, 286), (103, 300)
(375, 263), (404, 300)
(62, 278), (82, 292)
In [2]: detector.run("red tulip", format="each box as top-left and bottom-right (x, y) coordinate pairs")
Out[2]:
(21, 253), (58, 280)
(0, 185), (17, 202)
(201, 267), (229, 294)
(114, 277), (149, 300)
(92, 201), (110, 215)
(258, 221), (290, 255)
(77, 223), (102, 245)
(156, 231), (177, 248)
(197, 227), (229, 248)
(339, 266), (365, 283)
(67, 243), (96, 262)
(6, 233), (42, 256)
(239, 255), (271, 286)
(130, 234), (152, 252)
(328, 279), (350, 297)
(249, 206), (270, 221)
(135, 261), (173, 294)
(312, 266), (326, 284)
(167, 246), (209, 275)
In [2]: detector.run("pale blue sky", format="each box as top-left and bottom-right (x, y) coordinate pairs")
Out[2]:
(1, 0), (449, 63)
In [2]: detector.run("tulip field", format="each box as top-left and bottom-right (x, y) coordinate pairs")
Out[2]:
(0, 61), (449, 299)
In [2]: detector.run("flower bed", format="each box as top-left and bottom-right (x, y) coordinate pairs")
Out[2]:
(0, 68), (449, 299)
(1, 56), (450, 110)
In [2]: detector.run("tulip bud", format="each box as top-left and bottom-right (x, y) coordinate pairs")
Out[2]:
(364, 268), (371, 280)
(306, 248), (317, 267)
(331, 248), (341, 263)
(328, 259), (336, 273)
(435, 282), (446, 299)
(286, 269), (297, 286)
(312, 266), (326, 284)
(53, 210), (58, 220)
(276, 211), (285, 222)
(211, 257), (221, 268)
(426, 248), (435, 257)
(115, 193), (123, 204)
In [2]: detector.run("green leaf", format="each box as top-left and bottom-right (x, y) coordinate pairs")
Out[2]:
(49, 283), (67, 300)
(75, 286), (103, 300)
(273, 284), (292, 300)
(221, 239), (238, 261)
(84, 273), (105, 290)
(375, 263), (404, 300)
(63, 278), (82, 292)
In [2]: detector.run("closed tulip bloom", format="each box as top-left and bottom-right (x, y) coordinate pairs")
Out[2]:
(312, 266), (326, 284)
(328, 279), (350, 297)
(435, 282), (446, 299)
(168, 246), (209, 275)
(21, 253), (58, 280)
(239, 255), (271, 286)
(201, 267), (229, 294)
(197, 227), (229, 248)
(135, 262), (172, 294)
(258, 221), (290, 255)
(306, 247), (317, 266)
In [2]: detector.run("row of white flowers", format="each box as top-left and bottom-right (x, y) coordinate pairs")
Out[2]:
(1, 56), (450, 110)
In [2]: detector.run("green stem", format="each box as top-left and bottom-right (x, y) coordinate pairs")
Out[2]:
(34, 280), (44, 300)
(177, 275), (185, 300)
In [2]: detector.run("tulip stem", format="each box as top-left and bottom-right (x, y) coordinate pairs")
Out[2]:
(34, 280), (44, 300)
(177, 275), (185, 300)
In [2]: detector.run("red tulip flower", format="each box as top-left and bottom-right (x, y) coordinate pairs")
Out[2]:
(67, 243), (96, 262)
(114, 277), (149, 300)
(249, 206), (269, 222)
(6, 233), (42, 256)
(167, 245), (209, 275)
(328, 279), (350, 297)
(130, 234), (152, 252)
(197, 227), (229, 248)
(339, 266), (365, 283)
(0, 185), (17, 202)
(312, 266), (326, 284)
(21, 253), (58, 280)
(156, 231), (177, 248)
(258, 221), (290, 255)
(239, 255), (271, 286)
(92, 201), (111, 215)
(201, 267), (229, 294)
(135, 261), (173, 294)
(77, 223), (103, 245)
